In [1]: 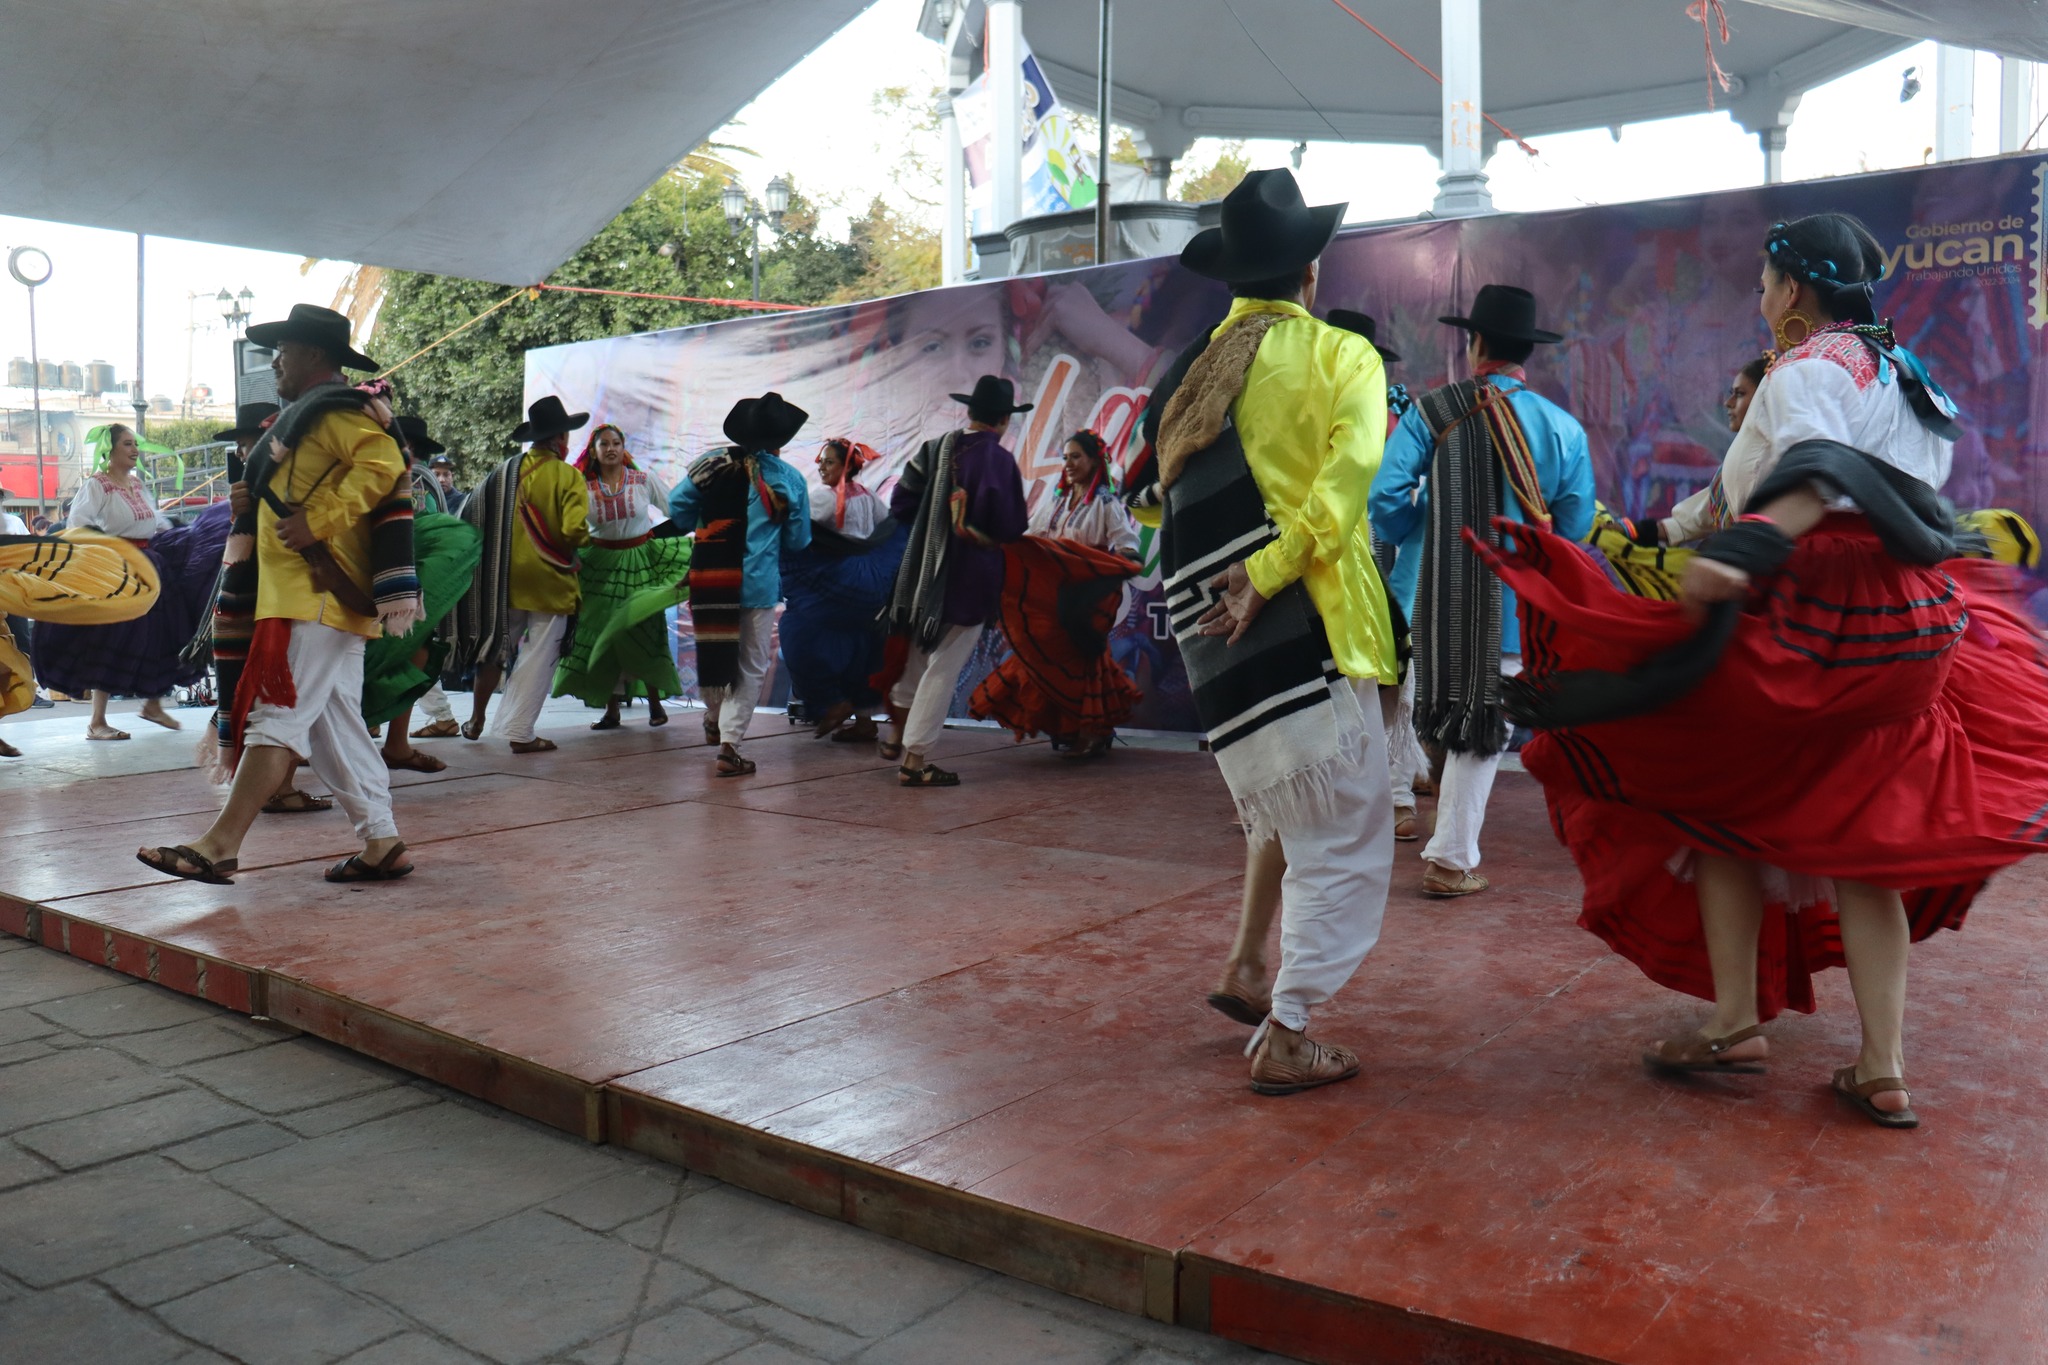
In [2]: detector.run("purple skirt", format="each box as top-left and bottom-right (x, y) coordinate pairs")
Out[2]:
(34, 501), (232, 697)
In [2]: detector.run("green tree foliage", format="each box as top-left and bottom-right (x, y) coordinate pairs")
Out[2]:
(372, 170), (858, 482)
(1175, 142), (1251, 203)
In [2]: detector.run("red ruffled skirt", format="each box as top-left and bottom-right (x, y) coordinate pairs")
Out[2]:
(1481, 515), (2048, 1019)
(969, 536), (1141, 742)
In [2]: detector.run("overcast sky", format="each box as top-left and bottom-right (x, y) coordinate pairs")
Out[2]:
(0, 0), (2034, 407)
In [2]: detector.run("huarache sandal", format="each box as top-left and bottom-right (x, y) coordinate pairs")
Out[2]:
(898, 763), (959, 788)
(1394, 807), (1420, 841)
(715, 748), (756, 778)
(702, 715), (720, 745)
(1206, 969), (1272, 1027)
(647, 700), (668, 727)
(383, 749), (448, 772)
(261, 790), (333, 815)
(590, 712), (622, 731)
(410, 719), (461, 739)
(877, 738), (905, 762)
(509, 738), (557, 754)
(326, 843), (414, 883)
(460, 717), (486, 741)
(1643, 1024), (1769, 1075)
(136, 845), (238, 885)
(87, 724), (131, 741)
(1833, 1066), (1918, 1128)
(1248, 1022), (1360, 1096)
(1421, 863), (1488, 898)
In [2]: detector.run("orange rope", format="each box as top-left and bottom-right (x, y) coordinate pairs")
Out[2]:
(534, 284), (805, 312)
(1323, 0), (1537, 156)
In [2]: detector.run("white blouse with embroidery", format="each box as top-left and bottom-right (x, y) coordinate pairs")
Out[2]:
(811, 482), (884, 539)
(1663, 330), (1954, 546)
(585, 468), (671, 541)
(67, 472), (169, 539)
(1032, 486), (1141, 558)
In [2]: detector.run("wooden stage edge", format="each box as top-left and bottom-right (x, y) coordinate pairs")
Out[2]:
(0, 889), (1596, 1365)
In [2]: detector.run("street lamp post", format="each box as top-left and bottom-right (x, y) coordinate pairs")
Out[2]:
(720, 175), (791, 301)
(8, 246), (54, 516)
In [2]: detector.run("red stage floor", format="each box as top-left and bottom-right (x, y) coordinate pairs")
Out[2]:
(4, 705), (2044, 1364)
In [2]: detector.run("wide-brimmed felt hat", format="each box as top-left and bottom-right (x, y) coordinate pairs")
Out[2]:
(211, 401), (279, 442)
(1180, 169), (1346, 284)
(1324, 310), (1401, 364)
(1438, 284), (1563, 344)
(511, 395), (590, 444)
(722, 392), (810, 451)
(244, 303), (379, 371)
(394, 414), (445, 457)
(949, 375), (1033, 423)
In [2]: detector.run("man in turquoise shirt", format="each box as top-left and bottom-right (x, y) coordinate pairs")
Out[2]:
(671, 393), (812, 776)
(1370, 285), (1594, 898)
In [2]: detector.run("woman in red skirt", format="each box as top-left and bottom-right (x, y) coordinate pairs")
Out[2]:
(1480, 213), (2048, 1129)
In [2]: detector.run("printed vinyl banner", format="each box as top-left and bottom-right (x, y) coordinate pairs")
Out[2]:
(527, 154), (2048, 733)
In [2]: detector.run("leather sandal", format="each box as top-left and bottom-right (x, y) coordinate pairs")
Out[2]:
(261, 789), (333, 815)
(702, 715), (721, 745)
(1643, 1024), (1768, 1075)
(1394, 806), (1420, 841)
(136, 844), (238, 885)
(1421, 862), (1488, 898)
(715, 747), (756, 778)
(1833, 1066), (1918, 1129)
(509, 738), (557, 754)
(411, 719), (461, 739)
(898, 763), (959, 788)
(326, 842), (414, 883)
(1248, 1021), (1360, 1096)
(1206, 970), (1272, 1027)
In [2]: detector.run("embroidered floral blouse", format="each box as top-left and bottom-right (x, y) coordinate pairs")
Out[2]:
(67, 472), (169, 540)
(585, 467), (671, 541)
(1032, 484), (1141, 558)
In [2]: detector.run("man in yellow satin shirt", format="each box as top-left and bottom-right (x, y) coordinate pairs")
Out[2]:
(1157, 169), (1399, 1096)
(137, 304), (414, 885)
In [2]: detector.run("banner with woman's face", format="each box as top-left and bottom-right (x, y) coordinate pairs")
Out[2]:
(529, 153), (2048, 733)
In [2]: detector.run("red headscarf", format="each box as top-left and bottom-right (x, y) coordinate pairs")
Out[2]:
(574, 424), (634, 480)
(823, 438), (879, 530)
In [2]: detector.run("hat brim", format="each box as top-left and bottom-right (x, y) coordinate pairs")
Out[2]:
(510, 411), (589, 443)
(1437, 314), (1564, 344)
(242, 319), (381, 371)
(1373, 344), (1402, 364)
(1179, 200), (1346, 284)
(948, 391), (1034, 416)
(408, 435), (447, 456)
(210, 426), (260, 442)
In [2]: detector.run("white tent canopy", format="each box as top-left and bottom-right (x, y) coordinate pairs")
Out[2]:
(0, 0), (870, 285)
(1749, 0), (2048, 62)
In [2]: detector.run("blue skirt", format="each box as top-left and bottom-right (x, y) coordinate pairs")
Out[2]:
(33, 501), (231, 696)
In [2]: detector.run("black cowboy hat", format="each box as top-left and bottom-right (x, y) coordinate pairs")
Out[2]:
(511, 395), (590, 444)
(1324, 310), (1401, 364)
(244, 303), (379, 371)
(1438, 284), (1563, 344)
(1180, 169), (1346, 284)
(210, 401), (279, 442)
(722, 392), (810, 451)
(394, 414), (445, 457)
(949, 375), (1033, 423)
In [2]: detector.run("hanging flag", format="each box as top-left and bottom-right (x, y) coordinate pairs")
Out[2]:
(955, 43), (1100, 233)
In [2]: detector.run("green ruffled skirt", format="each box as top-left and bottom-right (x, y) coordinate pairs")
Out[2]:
(362, 513), (484, 727)
(553, 537), (692, 708)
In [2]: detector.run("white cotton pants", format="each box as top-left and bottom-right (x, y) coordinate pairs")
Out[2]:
(1268, 679), (1397, 1032)
(494, 610), (569, 743)
(417, 682), (454, 725)
(1420, 653), (1522, 874)
(889, 623), (981, 756)
(1383, 670), (1426, 811)
(709, 607), (778, 747)
(244, 621), (398, 844)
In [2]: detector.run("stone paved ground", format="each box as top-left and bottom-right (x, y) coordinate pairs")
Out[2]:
(0, 935), (1292, 1365)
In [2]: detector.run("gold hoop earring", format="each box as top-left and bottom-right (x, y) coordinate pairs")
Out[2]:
(1773, 309), (1815, 351)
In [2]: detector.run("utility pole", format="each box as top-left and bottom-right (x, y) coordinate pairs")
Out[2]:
(7, 247), (53, 516)
(1094, 0), (1112, 267)
(133, 234), (147, 439)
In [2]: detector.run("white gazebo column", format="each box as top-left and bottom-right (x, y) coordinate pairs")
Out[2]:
(1934, 44), (1975, 161)
(1432, 0), (1492, 216)
(1761, 125), (1788, 183)
(988, 0), (1025, 231)
(2001, 58), (2037, 153)
(940, 93), (966, 283)
(1134, 121), (1189, 201)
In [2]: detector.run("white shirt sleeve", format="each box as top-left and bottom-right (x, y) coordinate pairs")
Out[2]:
(840, 487), (881, 539)
(643, 472), (672, 529)
(1, 512), (27, 535)
(66, 478), (108, 532)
